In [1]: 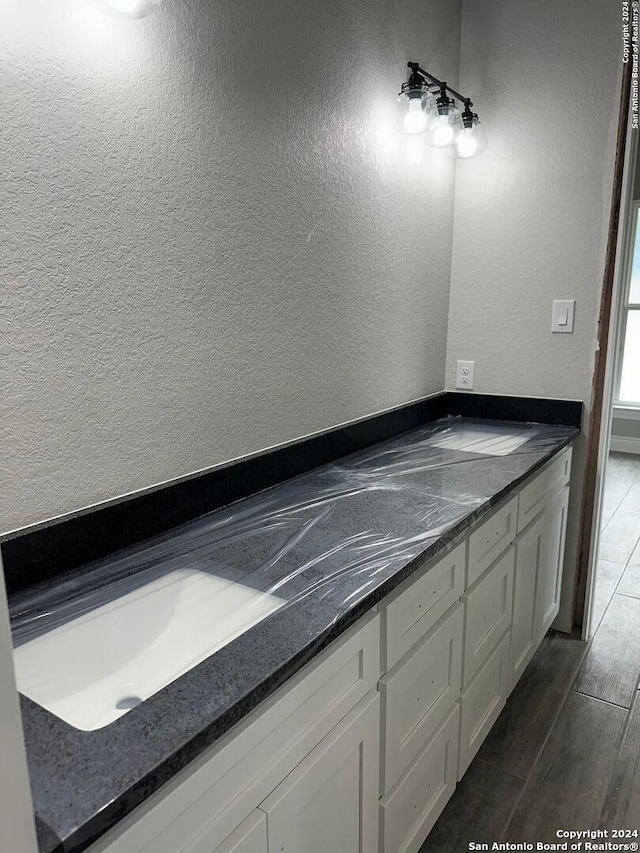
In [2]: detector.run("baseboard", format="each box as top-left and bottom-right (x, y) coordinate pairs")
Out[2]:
(610, 436), (640, 455)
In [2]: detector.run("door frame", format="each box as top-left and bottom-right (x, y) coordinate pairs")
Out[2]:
(575, 59), (636, 638)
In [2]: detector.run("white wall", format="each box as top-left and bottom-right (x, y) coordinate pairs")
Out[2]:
(0, 0), (461, 536)
(446, 0), (622, 629)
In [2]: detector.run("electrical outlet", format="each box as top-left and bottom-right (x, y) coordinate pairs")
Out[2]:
(456, 360), (475, 390)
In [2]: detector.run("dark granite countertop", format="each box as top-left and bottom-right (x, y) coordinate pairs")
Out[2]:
(11, 416), (578, 853)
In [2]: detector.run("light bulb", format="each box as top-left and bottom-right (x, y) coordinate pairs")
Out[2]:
(456, 130), (478, 158)
(89, 0), (162, 18)
(451, 120), (487, 159)
(425, 106), (463, 149)
(432, 116), (455, 146)
(403, 99), (428, 135)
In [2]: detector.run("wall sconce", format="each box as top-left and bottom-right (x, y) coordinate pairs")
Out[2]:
(88, 0), (162, 18)
(398, 62), (486, 159)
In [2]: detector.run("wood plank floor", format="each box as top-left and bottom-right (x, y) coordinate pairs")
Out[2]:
(420, 452), (640, 851)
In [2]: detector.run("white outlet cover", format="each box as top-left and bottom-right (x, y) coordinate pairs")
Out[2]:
(456, 360), (475, 390)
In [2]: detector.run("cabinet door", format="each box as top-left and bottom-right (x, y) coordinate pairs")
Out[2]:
(510, 513), (545, 693)
(259, 692), (379, 853)
(536, 486), (570, 641)
(208, 812), (267, 853)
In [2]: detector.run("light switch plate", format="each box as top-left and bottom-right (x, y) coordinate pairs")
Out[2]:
(551, 299), (576, 333)
(456, 360), (475, 390)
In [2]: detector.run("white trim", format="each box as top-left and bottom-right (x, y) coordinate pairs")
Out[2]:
(610, 436), (640, 454)
(612, 405), (640, 420)
(613, 200), (640, 405)
(582, 101), (638, 641)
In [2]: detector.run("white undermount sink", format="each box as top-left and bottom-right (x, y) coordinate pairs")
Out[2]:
(427, 425), (530, 456)
(13, 568), (284, 731)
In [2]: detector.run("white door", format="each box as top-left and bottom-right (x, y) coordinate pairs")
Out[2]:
(537, 488), (570, 639)
(259, 692), (379, 853)
(510, 513), (545, 691)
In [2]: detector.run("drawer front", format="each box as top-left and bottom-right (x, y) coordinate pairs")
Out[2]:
(468, 496), (518, 588)
(379, 704), (459, 853)
(380, 604), (463, 794)
(383, 541), (466, 671)
(94, 614), (379, 853)
(458, 631), (510, 779)
(517, 446), (572, 533)
(462, 547), (515, 688)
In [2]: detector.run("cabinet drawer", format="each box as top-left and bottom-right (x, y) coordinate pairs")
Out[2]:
(517, 447), (572, 532)
(458, 631), (510, 779)
(462, 547), (514, 688)
(379, 704), (459, 853)
(380, 604), (463, 794)
(382, 541), (465, 671)
(468, 497), (518, 588)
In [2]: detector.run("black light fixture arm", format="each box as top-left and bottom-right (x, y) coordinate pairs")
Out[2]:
(407, 61), (472, 110)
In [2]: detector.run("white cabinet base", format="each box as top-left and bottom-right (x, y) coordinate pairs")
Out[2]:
(458, 631), (510, 779)
(259, 691), (380, 853)
(380, 604), (463, 795)
(379, 705), (459, 853)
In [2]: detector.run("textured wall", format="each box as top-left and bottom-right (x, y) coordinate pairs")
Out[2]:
(446, 0), (621, 629)
(0, 0), (461, 535)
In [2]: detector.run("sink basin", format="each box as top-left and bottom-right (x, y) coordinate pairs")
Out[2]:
(13, 568), (284, 730)
(427, 425), (530, 456)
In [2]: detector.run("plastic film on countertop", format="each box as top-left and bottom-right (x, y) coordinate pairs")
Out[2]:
(10, 418), (574, 650)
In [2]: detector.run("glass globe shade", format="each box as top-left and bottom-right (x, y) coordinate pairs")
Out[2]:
(425, 107), (462, 148)
(396, 90), (438, 136)
(451, 120), (487, 159)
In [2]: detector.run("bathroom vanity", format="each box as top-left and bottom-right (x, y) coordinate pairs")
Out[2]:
(80, 445), (572, 853)
(5, 395), (579, 853)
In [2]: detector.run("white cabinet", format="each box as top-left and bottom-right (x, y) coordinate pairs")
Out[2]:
(379, 705), (459, 853)
(458, 631), (511, 778)
(510, 482), (570, 691)
(376, 444), (572, 853)
(467, 496), (518, 587)
(208, 813), (266, 853)
(259, 692), (379, 853)
(537, 486), (570, 640)
(510, 512), (545, 692)
(379, 603), (463, 794)
(517, 447), (572, 532)
(382, 541), (465, 671)
(462, 546), (514, 688)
